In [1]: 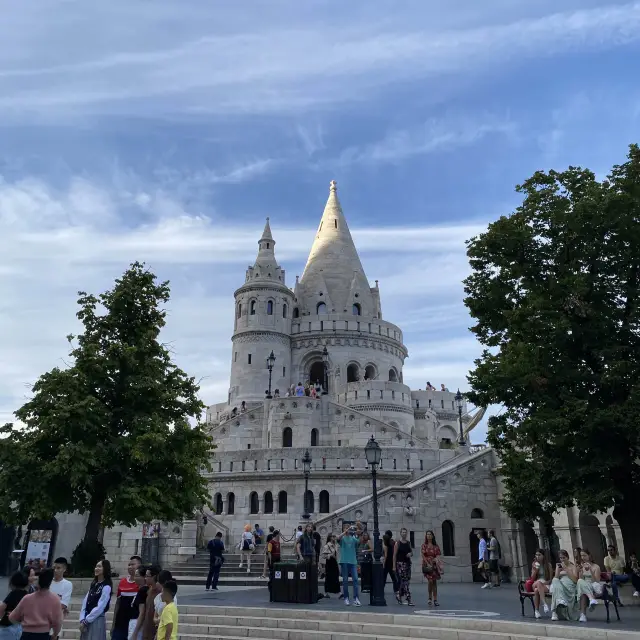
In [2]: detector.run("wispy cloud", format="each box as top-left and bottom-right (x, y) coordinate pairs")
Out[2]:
(0, 3), (639, 117)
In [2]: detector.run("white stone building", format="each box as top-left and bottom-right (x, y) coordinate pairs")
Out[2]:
(40, 181), (627, 583)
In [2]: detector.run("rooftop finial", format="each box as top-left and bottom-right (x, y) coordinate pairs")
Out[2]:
(329, 180), (337, 193)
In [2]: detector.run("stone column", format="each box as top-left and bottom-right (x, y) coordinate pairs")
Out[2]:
(258, 495), (264, 515)
(221, 497), (226, 516)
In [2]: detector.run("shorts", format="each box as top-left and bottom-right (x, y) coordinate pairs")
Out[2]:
(489, 559), (499, 573)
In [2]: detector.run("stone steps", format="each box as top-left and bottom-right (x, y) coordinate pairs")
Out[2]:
(58, 605), (636, 640)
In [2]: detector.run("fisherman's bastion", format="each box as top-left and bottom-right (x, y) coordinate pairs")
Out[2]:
(40, 182), (628, 582)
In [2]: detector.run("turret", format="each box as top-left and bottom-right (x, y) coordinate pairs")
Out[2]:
(229, 219), (293, 403)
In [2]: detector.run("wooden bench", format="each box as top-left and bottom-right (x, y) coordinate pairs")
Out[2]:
(517, 578), (621, 623)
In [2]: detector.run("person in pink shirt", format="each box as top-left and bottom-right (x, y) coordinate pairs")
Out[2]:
(9, 568), (63, 640)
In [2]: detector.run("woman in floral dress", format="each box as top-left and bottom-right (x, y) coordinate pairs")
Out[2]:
(421, 530), (442, 606)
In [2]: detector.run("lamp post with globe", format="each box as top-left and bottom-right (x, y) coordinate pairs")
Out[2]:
(365, 435), (386, 606)
(455, 389), (466, 446)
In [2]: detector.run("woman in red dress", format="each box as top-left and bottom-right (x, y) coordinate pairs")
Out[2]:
(421, 530), (442, 606)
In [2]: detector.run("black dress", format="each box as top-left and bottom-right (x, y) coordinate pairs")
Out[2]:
(325, 556), (340, 594)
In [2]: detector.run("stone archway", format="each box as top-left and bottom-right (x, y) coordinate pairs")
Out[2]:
(309, 361), (325, 387)
(579, 511), (606, 565)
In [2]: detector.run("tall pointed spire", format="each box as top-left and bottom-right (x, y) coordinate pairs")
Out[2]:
(298, 181), (374, 315)
(247, 216), (284, 284)
(260, 217), (274, 243)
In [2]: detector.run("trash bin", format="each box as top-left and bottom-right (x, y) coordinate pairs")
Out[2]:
(271, 562), (297, 603)
(296, 561), (318, 604)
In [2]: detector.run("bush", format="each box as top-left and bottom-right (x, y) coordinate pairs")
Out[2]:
(70, 539), (106, 577)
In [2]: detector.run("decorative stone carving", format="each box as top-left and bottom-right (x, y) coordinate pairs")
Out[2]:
(355, 510), (363, 519)
(389, 494), (397, 504)
(292, 402), (298, 408)
(232, 331), (291, 345)
(468, 465), (475, 475)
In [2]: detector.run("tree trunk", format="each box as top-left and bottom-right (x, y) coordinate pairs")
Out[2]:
(613, 495), (640, 555)
(83, 494), (105, 545)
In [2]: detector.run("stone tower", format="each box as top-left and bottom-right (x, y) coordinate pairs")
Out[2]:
(229, 218), (293, 403)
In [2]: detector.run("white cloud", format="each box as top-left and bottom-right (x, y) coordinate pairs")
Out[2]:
(0, 175), (489, 439)
(0, 2), (638, 117)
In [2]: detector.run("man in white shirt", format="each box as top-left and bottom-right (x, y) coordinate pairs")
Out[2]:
(50, 556), (73, 639)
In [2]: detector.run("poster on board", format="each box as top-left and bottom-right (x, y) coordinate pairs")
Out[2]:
(25, 529), (52, 569)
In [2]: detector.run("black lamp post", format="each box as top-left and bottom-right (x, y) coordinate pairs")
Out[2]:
(322, 346), (329, 395)
(302, 449), (312, 520)
(365, 435), (386, 606)
(265, 351), (276, 399)
(455, 388), (466, 446)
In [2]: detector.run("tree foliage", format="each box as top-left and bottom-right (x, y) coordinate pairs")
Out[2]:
(464, 145), (640, 548)
(0, 262), (213, 557)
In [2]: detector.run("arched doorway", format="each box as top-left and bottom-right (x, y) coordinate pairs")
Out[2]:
(522, 520), (539, 565)
(227, 493), (235, 515)
(278, 491), (288, 514)
(309, 362), (325, 387)
(347, 364), (359, 382)
(319, 490), (330, 513)
(442, 521), (455, 556)
(311, 429), (319, 446)
(214, 493), (223, 514)
(579, 512), (606, 565)
(249, 492), (259, 514)
(282, 427), (292, 448)
(264, 491), (273, 514)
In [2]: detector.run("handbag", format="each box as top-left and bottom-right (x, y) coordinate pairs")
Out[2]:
(422, 562), (433, 576)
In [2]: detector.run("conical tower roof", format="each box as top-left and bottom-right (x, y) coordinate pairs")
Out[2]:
(298, 181), (374, 314)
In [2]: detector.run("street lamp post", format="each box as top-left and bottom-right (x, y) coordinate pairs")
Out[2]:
(364, 435), (386, 606)
(455, 389), (466, 446)
(265, 351), (276, 399)
(302, 449), (312, 520)
(322, 346), (329, 395)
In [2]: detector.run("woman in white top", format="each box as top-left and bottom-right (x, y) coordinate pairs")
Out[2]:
(238, 525), (255, 573)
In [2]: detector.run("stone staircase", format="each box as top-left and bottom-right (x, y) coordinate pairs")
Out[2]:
(60, 601), (636, 640)
(169, 546), (298, 586)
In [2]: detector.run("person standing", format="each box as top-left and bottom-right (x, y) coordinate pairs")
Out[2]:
(50, 557), (73, 640)
(319, 534), (340, 598)
(337, 524), (360, 606)
(488, 530), (501, 587)
(141, 566), (160, 640)
(238, 526), (254, 573)
(156, 581), (178, 640)
(78, 560), (113, 640)
(312, 525), (322, 565)
(421, 530), (442, 607)
(206, 532), (225, 591)
(111, 557), (141, 640)
(127, 566), (147, 640)
(0, 570), (29, 640)
(604, 545), (628, 605)
(267, 531), (281, 601)
(153, 571), (177, 629)
(393, 528), (414, 606)
(382, 531), (398, 598)
(253, 524), (264, 546)
(477, 531), (490, 588)
(296, 524), (315, 565)
(261, 527), (275, 579)
(8, 569), (62, 640)
(357, 532), (374, 594)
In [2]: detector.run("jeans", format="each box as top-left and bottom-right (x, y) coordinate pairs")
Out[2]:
(341, 563), (359, 600)
(0, 624), (22, 640)
(611, 573), (629, 601)
(383, 566), (398, 592)
(207, 559), (223, 589)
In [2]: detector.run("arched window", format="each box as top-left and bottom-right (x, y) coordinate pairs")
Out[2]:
(319, 490), (330, 513)
(293, 307), (299, 318)
(267, 300), (273, 315)
(264, 491), (273, 514)
(282, 427), (292, 448)
(249, 492), (259, 514)
(471, 508), (484, 519)
(364, 364), (376, 380)
(305, 490), (315, 514)
(250, 300), (257, 315)
(388, 368), (398, 382)
(352, 303), (361, 316)
(278, 491), (288, 513)
(283, 304), (288, 318)
(227, 492), (235, 515)
(236, 304), (242, 319)
(317, 302), (327, 314)
(442, 520), (455, 556)
(214, 492), (223, 514)
(311, 428), (319, 446)
(347, 363), (359, 383)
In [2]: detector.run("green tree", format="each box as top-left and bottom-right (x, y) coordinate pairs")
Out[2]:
(0, 262), (213, 569)
(464, 144), (640, 550)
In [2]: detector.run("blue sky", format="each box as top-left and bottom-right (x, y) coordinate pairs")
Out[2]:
(1, 1), (640, 442)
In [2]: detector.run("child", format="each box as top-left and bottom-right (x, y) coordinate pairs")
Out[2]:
(156, 581), (178, 640)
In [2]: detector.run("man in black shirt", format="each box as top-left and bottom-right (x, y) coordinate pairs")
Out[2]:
(206, 532), (225, 591)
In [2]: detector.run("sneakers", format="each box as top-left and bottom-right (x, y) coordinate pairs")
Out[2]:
(345, 597), (351, 606)
(633, 591), (639, 597)
(354, 598), (361, 607)
(246, 568), (251, 573)
(551, 613), (558, 621)
(534, 610), (541, 619)
(579, 613), (587, 623)
(589, 599), (597, 611)
(481, 583), (491, 589)
(542, 603), (550, 614)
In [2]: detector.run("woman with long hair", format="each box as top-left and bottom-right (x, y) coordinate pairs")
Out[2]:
(79, 560), (112, 640)
(319, 534), (340, 598)
(382, 531), (398, 597)
(393, 528), (414, 606)
(421, 530), (442, 607)
(0, 570), (30, 640)
(550, 549), (578, 621)
(528, 549), (553, 619)
(358, 532), (374, 594)
(576, 549), (602, 622)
